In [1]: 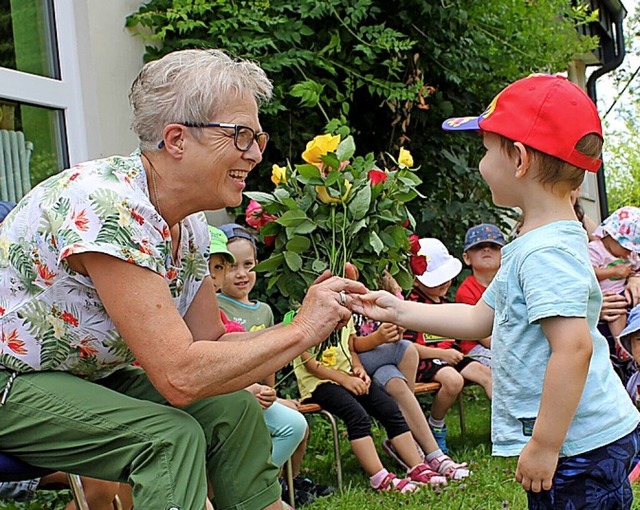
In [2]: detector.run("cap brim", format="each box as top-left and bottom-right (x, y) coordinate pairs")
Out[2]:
(417, 259), (462, 287)
(442, 116), (481, 132)
(620, 320), (640, 340)
(464, 239), (506, 252)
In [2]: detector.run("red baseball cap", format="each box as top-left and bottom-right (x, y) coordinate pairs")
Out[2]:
(442, 74), (603, 173)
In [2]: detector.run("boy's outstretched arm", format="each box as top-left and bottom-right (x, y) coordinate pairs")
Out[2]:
(351, 290), (494, 340)
(515, 316), (592, 493)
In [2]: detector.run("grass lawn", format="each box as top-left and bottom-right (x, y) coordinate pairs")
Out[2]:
(298, 386), (640, 509)
(2, 387), (639, 509)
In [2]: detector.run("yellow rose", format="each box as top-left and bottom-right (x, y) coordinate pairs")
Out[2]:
(398, 147), (414, 168)
(302, 134), (341, 165)
(271, 164), (287, 185)
(321, 346), (337, 367)
(315, 180), (352, 204)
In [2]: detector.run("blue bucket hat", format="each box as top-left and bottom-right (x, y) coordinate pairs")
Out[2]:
(463, 223), (506, 252)
(620, 306), (640, 355)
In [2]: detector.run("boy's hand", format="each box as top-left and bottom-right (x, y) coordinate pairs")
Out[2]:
(439, 349), (464, 365)
(515, 438), (558, 493)
(352, 365), (371, 387)
(350, 290), (400, 324)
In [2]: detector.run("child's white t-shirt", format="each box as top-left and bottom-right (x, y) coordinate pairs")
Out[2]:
(483, 220), (640, 457)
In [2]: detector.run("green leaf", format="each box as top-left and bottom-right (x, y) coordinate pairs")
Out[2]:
(276, 209), (311, 227)
(254, 253), (284, 272)
(312, 259), (328, 273)
(336, 135), (356, 161)
(286, 221), (317, 236)
(296, 164), (324, 185)
(284, 251), (303, 271)
(286, 236), (311, 253)
(367, 231), (384, 255)
(348, 185), (371, 220)
(244, 191), (280, 206)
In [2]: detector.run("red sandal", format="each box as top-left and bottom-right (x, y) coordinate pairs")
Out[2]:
(371, 471), (419, 494)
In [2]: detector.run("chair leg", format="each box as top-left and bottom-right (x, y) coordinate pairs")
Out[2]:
(319, 410), (342, 492)
(66, 473), (91, 510)
(113, 494), (124, 510)
(457, 392), (466, 441)
(285, 458), (295, 506)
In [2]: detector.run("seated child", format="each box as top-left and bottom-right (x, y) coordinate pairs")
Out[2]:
(353, 315), (470, 480)
(455, 223), (507, 367)
(618, 306), (640, 483)
(588, 206), (640, 342)
(294, 320), (447, 492)
(404, 237), (492, 453)
(215, 223), (332, 504)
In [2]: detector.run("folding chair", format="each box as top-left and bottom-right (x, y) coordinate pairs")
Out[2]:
(0, 451), (90, 509)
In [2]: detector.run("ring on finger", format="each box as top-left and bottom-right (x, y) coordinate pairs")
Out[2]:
(339, 290), (347, 306)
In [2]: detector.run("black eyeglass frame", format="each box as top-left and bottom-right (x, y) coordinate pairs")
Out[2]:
(157, 122), (269, 152)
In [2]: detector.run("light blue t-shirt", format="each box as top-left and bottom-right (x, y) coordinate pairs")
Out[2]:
(483, 220), (640, 457)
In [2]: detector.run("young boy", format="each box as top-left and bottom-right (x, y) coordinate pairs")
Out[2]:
(404, 237), (492, 453)
(454, 223), (507, 366)
(352, 74), (640, 509)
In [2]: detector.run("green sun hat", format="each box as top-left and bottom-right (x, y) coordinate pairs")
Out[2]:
(208, 225), (236, 264)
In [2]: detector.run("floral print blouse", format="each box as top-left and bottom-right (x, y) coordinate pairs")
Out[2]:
(0, 154), (210, 380)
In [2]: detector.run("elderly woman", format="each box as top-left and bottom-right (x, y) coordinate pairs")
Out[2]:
(0, 49), (361, 510)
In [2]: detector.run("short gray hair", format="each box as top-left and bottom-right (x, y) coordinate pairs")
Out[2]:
(129, 49), (273, 151)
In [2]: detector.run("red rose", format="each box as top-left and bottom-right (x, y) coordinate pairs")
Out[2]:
(245, 199), (277, 231)
(408, 234), (421, 255)
(410, 255), (428, 276)
(368, 169), (387, 185)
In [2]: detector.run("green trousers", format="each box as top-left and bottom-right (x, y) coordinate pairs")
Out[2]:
(0, 367), (281, 510)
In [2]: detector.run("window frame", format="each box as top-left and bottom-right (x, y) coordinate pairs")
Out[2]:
(0, 0), (89, 168)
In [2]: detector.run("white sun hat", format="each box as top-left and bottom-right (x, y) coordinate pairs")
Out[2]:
(415, 238), (463, 287)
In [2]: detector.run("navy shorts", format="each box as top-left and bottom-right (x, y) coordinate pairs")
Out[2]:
(527, 423), (640, 509)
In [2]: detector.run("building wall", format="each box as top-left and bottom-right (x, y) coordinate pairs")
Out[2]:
(83, 0), (147, 159)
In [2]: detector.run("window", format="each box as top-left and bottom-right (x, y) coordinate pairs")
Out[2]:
(0, 0), (87, 198)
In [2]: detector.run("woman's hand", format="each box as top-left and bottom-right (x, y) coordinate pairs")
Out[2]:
(349, 290), (401, 324)
(293, 273), (367, 346)
(600, 292), (629, 323)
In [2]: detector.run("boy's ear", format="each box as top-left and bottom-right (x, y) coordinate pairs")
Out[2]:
(513, 142), (532, 179)
(462, 251), (472, 266)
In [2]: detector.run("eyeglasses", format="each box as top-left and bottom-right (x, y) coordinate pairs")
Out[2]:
(180, 122), (269, 153)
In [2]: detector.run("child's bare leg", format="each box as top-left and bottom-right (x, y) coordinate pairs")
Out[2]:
(385, 377), (439, 454)
(389, 431), (424, 468)
(459, 362), (493, 399)
(65, 478), (119, 510)
(431, 367), (464, 421)
(350, 436), (385, 475)
(290, 426), (309, 477)
(397, 344), (419, 392)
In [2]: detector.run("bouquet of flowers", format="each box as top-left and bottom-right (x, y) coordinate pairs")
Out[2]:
(245, 133), (423, 352)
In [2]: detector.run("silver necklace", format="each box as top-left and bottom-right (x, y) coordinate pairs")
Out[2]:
(143, 154), (162, 217)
